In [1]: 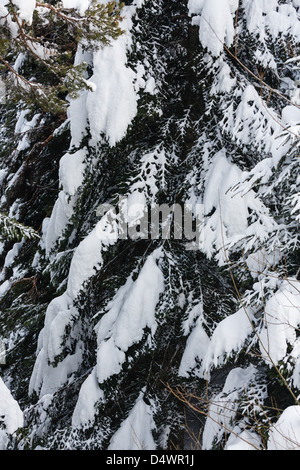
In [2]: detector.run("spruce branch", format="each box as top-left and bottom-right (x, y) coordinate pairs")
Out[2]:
(0, 212), (40, 242)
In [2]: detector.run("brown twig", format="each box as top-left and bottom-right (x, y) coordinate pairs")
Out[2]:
(0, 55), (39, 90)
(35, 1), (82, 24)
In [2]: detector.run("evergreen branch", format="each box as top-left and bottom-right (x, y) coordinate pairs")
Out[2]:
(35, 2), (80, 23)
(0, 55), (39, 89)
(0, 212), (40, 241)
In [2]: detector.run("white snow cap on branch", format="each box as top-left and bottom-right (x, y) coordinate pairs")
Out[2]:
(12, 0), (36, 24)
(188, 0), (239, 57)
(108, 394), (156, 450)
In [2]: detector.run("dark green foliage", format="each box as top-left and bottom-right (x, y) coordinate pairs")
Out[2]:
(0, 0), (124, 115)
(0, 0), (299, 452)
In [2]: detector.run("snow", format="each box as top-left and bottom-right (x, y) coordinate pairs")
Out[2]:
(61, 0), (145, 150)
(189, 0), (239, 57)
(0, 1), (17, 37)
(43, 191), (75, 256)
(66, 47), (92, 147)
(178, 317), (210, 377)
(242, 0), (300, 40)
(202, 366), (263, 450)
(13, 53), (26, 74)
(144, 76), (156, 95)
(282, 105), (300, 126)
(125, 190), (147, 227)
(198, 148), (275, 262)
(128, 146), (167, 201)
(96, 338), (126, 384)
(33, 204), (121, 396)
(268, 406), (300, 450)
(203, 150), (249, 236)
(1, 241), (24, 274)
(0, 377), (23, 449)
(14, 110), (41, 151)
(30, 225), (112, 395)
(43, 2), (145, 254)
(259, 279), (300, 367)
(12, 0), (36, 24)
(0, 280), (11, 298)
(66, 227), (105, 299)
(86, 8), (138, 146)
(13, 0), (300, 450)
(45, 295), (78, 363)
(290, 338), (300, 389)
(178, 303), (210, 377)
(96, 248), (164, 383)
(62, 0), (122, 12)
(0, 169), (6, 186)
(31, 232), (163, 396)
(62, 0), (90, 15)
(246, 247), (282, 279)
(43, 148), (86, 255)
(0, 78), (5, 105)
(83, 1), (153, 147)
(29, 289), (84, 396)
(29, 333), (83, 396)
(223, 85), (281, 154)
(108, 395), (156, 450)
(59, 149), (86, 197)
(210, 59), (236, 94)
(67, 91), (89, 148)
(201, 307), (255, 377)
(0, 241), (25, 299)
(72, 367), (105, 428)
(225, 429), (262, 450)
(95, 207), (119, 242)
(291, 192), (300, 222)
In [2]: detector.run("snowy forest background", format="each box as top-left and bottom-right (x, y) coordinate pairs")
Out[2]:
(0, 0), (300, 451)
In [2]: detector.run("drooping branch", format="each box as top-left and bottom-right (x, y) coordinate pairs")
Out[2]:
(8, 0), (61, 76)
(0, 0), (125, 114)
(0, 54), (39, 89)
